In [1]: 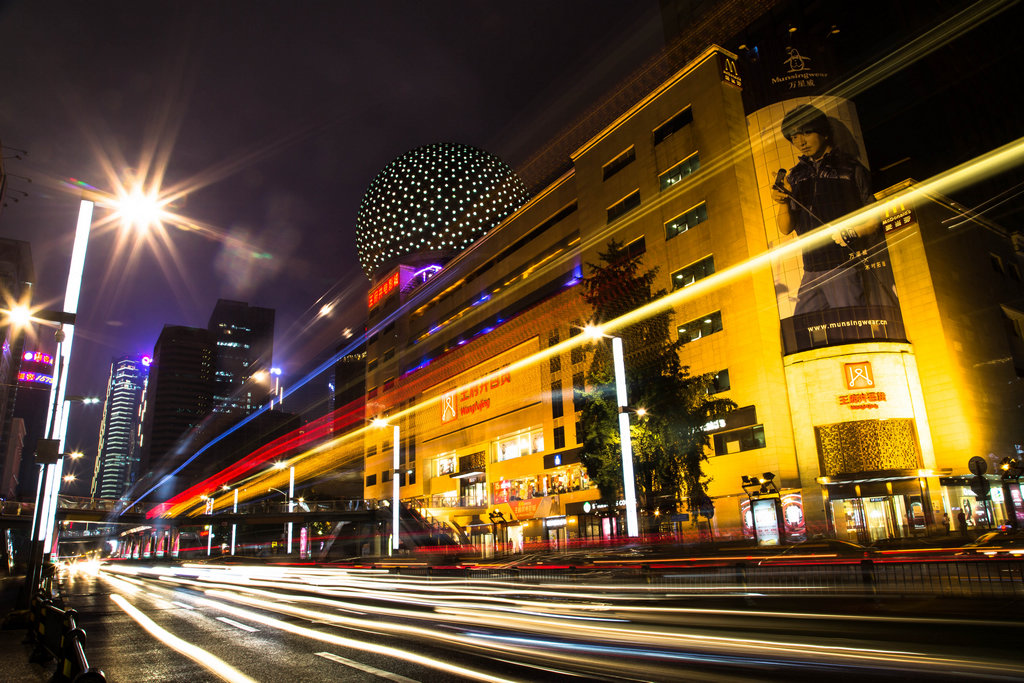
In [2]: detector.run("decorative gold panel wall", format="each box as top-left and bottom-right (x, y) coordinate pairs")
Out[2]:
(815, 418), (920, 475)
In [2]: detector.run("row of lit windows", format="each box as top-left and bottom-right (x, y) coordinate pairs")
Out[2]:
(678, 310), (722, 343)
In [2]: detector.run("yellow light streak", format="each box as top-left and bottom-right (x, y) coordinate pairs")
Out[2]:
(109, 593), (258, 683)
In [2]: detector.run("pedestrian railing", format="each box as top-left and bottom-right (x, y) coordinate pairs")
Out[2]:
(390, 557), (1024, 598)
(26, 594), (106, 683)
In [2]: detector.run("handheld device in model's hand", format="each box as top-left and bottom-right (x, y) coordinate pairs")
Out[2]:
(773, 168), (788, 193)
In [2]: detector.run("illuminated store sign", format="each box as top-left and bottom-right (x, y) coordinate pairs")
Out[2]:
(22, 351), (54, 365)
(881, 200), (915, 233)
(18, 371), (53, 385)
(840, 362), (883, 409)
(368, 272), (400, 308)
(440, 371), (512, 423)
(844, 362), (874, 389)
(837, 391), (887, 410)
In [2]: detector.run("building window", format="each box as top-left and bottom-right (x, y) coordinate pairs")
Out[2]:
(607, 190), (641, 224)
(575, 420), (583, 444)
(625, 236), (646, 259)
(548, 330), (560, 347)
(572, 372), (585, 411)
(382, 348), (394, 361)
(713, 425), (766, 455)
(991, 253), (1005, 275)
(653, 106), (693, 145)
(495, 428), (544, 462)
(367, 386), (378, 399)
(603, 146), (636, 180)
(671, 255), (715, 290)
(436, 454), (456, 476)
(407, 469), (416, 486)
(710, 368), (730, 394)
(549, 356), (561, 374)
(659, 153), (700, 191)
(665, 202), (708, 240)
(382, 470), (391, 483)
(367, 358), (378, 371)
(551, 381), (564, 419)
(553, 426), (566, 450)
(365, 474), (377, 487)
(678, 311), (723, 343)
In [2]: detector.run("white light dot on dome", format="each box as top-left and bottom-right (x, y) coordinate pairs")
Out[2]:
(354, 142), (529, 281)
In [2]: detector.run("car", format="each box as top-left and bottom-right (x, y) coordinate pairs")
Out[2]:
(956, 531), (1024, 556)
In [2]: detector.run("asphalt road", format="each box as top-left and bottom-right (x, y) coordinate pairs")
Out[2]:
(57, 561), (1024, 682)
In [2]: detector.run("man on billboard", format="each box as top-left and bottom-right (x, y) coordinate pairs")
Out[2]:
(770, 105), (891, 314)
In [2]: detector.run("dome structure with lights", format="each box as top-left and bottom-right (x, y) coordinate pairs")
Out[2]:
(355, 143), (530, 281)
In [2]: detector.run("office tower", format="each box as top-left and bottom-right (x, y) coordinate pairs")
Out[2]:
(90, 356), (148, 500)
(138, 326), (213, 482)
(207, 299), (275, 418)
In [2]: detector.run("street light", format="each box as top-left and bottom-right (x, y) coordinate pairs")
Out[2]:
(24, 189), (164, 599)
(373, 417), (401, 553)
(269, 461), (295, 554)
(583, 325), (639, 538)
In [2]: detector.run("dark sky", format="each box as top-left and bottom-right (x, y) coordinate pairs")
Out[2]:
(0, 2), (663, 467)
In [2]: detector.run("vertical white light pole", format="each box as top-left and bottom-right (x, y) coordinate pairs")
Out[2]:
(287, 466), (294, 554)
(392, 424), (400, 553)
(610, 335), (640, 538)
(38, 199), (94, 563)
(271, 367), (282, 409)
(231, 488), (238, 555)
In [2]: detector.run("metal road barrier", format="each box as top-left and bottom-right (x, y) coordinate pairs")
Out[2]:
(26, 594), (106, 683)
(389, 558), (1024, 598)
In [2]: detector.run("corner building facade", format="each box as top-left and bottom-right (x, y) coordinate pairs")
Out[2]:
(360, 46), (1024, 550)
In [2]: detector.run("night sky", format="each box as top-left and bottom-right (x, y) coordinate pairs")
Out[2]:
(0, 2), (663, 476)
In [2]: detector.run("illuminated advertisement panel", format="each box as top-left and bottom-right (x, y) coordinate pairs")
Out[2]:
(743, 37), (904, 354)
(748, 94), (905, 355)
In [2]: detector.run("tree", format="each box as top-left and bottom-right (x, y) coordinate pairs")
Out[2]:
(579, 240), (733, 531)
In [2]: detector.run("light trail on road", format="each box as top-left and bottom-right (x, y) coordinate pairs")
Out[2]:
(91, 561), (1024, 681)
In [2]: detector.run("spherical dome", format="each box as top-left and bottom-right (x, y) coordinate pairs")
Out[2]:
(355, 143), (529, 281)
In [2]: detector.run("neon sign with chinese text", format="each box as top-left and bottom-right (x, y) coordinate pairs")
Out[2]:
(368, 272), (400, 308)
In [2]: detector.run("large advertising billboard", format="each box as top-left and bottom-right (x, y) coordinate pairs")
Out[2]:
(746, 52), (905, 354)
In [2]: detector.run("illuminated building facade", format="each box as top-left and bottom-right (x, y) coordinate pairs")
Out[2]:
(12, 350), (55, 499)
(208, 299), (275, 418)
(357, 40), (1024, 547)
(90, 356), (148, 500)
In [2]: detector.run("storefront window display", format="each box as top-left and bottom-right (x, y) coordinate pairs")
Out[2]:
(435, 453), (456, 476)
(494, 427), (544, 462)
(830, 495), (913, 543)
(492, 465), (593, 503)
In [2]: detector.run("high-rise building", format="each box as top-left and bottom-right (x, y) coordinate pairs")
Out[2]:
(12, 349), (55, 499)
(207, 299), (275, 418)
(0, 239), (33, 474)
(138, 326), (213, 489)
(90, 356), (148, 500)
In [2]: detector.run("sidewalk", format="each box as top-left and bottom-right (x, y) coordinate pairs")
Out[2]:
(0, 576), (58, 682)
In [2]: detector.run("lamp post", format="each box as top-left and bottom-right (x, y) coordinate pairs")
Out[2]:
(271, 367), (282, 409)
(373, 418), (401, 554)
(20, 187), (166, 600)
(222, 484), (239, 555)
(583, 326), (639, 538)
(270, 461), (295, 554)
